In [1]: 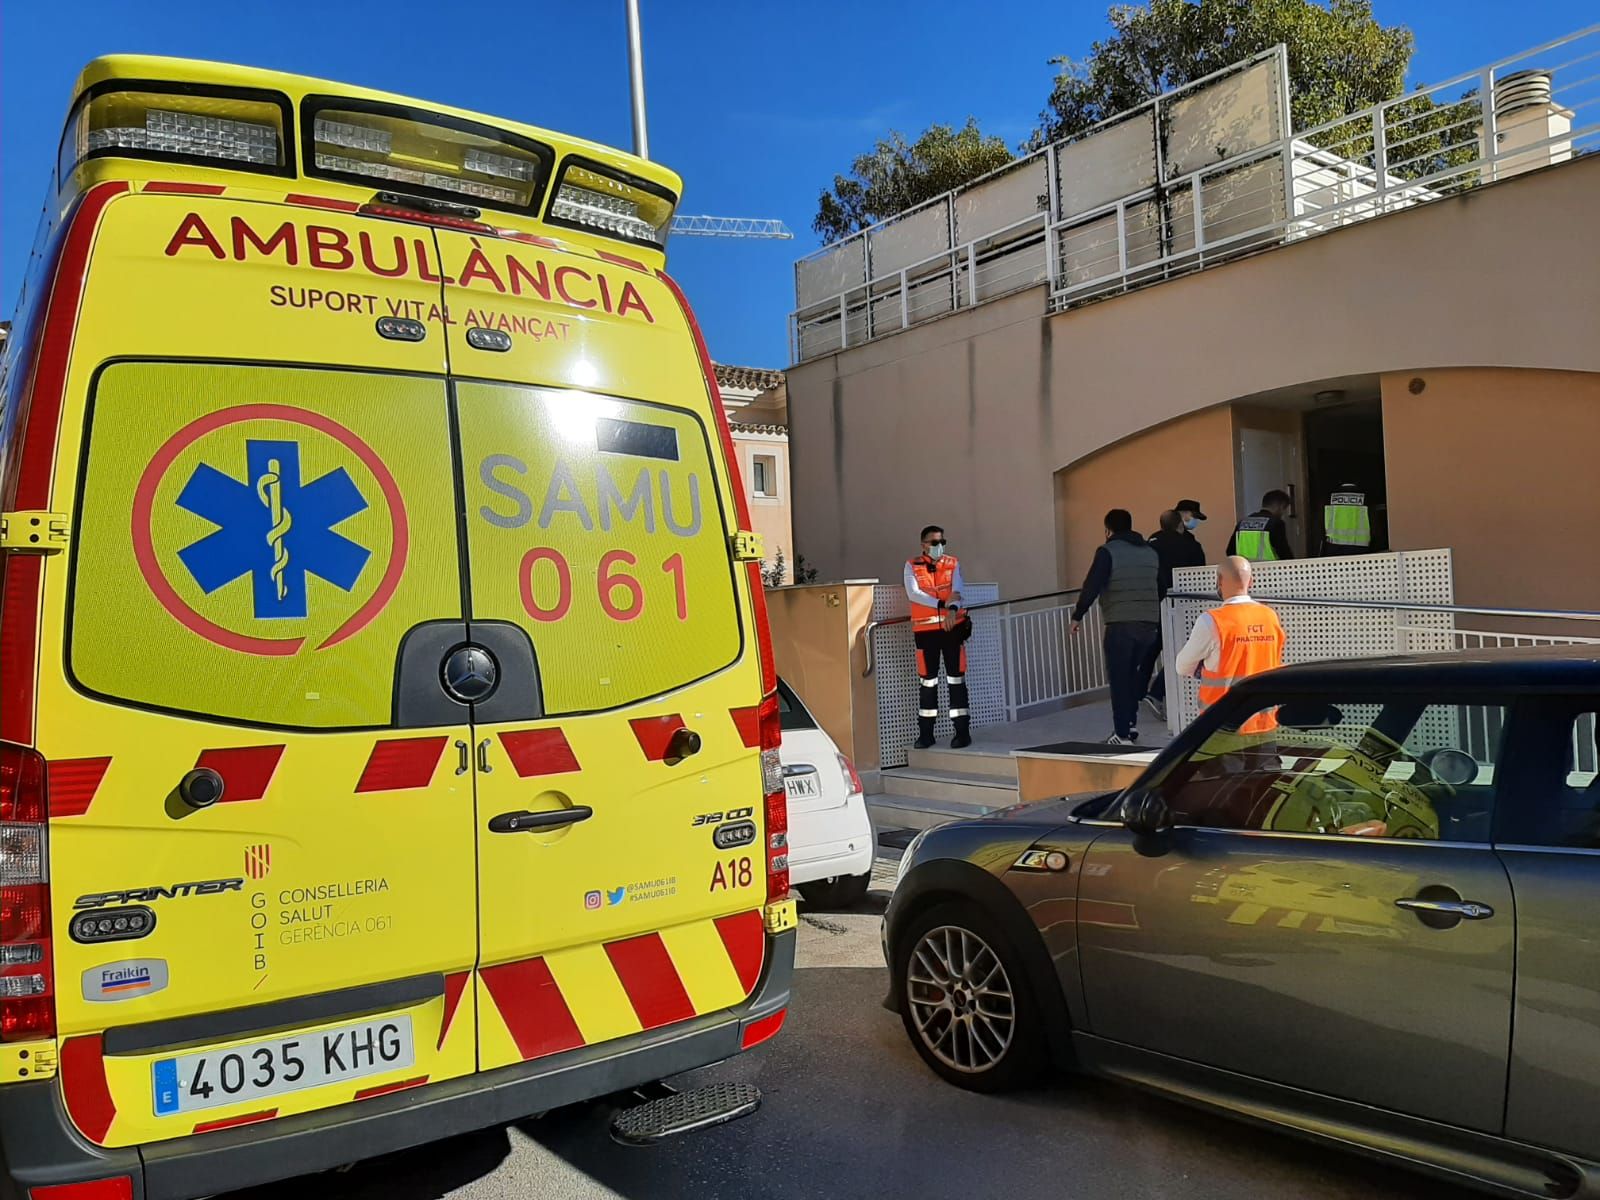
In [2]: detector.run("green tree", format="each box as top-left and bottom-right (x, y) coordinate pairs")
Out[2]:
(813, 119), (1015, 242)
(1030, 0), (1480, 186)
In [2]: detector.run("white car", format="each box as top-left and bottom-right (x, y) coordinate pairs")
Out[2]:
(778, 677), (876, 907)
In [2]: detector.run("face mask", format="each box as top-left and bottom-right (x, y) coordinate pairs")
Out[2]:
(926, 544), (945, 561)
(1184, 516), (1199, 531)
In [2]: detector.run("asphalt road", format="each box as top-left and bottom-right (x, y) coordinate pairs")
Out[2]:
(229, 866), (1472, 1200)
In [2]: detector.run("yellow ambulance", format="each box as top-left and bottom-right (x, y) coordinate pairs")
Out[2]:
(0, 56), (796, 1200)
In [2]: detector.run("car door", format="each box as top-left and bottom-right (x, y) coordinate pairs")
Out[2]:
(1076, 688), (1516, 1133)
(38, 198), (480, 1148)
(433, 231), (768, 1072)
(1496, 695), (1600, 1159)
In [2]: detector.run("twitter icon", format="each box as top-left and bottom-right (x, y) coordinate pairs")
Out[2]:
(606, 887), (626, 906)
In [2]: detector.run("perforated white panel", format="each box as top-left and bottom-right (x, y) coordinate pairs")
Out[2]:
(873, 582), (1002, 768)
(1164, 550), (1457, 730)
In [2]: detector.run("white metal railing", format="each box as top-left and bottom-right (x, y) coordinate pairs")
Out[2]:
(862, 589), (1109, 752)
(1413, 626), (1600, 651)
(998, 598), (1106, 723)
(790, 22), (1599, 362)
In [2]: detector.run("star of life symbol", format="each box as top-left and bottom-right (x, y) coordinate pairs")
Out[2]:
(175, 439), (372, 620)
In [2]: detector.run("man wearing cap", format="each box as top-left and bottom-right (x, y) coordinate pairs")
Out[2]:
(1143, 509), (1208, 718)
(1175, 498), (1209, 560)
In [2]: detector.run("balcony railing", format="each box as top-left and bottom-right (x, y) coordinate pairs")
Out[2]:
(790, 22), (1599, 363)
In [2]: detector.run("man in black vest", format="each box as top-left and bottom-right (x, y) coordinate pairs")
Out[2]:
(1070, 509), (1160, 745)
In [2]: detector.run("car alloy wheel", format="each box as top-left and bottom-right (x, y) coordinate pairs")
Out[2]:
(906, 924), (1016, 1074)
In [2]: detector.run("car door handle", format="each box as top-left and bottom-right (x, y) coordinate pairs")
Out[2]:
(488, 807), (593, 833)
(1396, 897), (1495, 920)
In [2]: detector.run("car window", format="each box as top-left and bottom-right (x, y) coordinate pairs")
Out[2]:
(1498, 698), (1600, 848)
(71, 362), (460, 729)
(1155, 694), (1507, 843)
(455, 381), (741, 715)
(776, 679), (817, 732)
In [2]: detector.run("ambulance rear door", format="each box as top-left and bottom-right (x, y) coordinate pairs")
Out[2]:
(35, 190), (479, 1148)
(434, 231), (768, 1070)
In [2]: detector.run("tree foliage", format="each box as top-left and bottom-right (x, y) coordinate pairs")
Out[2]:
(813, 119), (1014, 242)
(1032, 0), (1413, 146)
(1030, 0), (1479, 185)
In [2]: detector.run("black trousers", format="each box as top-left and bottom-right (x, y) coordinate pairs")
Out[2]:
(913, 628), (969, 737)
(1104, 621), (1159, 739)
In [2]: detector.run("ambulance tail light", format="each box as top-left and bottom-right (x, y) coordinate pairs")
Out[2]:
(546, 159), (676, 249)
(0, 742), (53, 1042)
(60, 86), (289, 180)
(307, 103), (552, 214)
(759, 695), (789, 902)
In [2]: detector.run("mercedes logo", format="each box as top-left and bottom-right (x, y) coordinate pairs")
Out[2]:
(442, 645), (499, 703)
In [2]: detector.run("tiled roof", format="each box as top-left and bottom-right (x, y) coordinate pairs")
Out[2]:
(713, 363), (785, 393)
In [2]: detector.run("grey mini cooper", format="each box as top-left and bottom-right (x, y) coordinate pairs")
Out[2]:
(884, 647), (1600, 1198)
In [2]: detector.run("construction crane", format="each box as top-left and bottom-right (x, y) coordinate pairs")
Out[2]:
(625, 0), (791, 242)
(670, 215), (792, 239)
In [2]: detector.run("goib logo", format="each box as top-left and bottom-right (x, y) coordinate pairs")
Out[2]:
(134, 405), (408, 656)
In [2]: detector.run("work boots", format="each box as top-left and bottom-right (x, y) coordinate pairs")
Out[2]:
(914, 717), (936, 750)
(950, 718), (971, 750)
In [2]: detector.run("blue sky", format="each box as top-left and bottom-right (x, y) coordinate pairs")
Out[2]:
(2, 1), (1593, 367)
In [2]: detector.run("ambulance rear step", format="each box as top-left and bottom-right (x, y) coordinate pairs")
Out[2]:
(608, 1081), (761, 1145)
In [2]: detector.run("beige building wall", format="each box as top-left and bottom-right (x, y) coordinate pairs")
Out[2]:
(1054, 406), (1237, 587)
(764, 583), (881, 771)
(787, 154), (1600, 606)
(729, 428), (794, 577)
(1382, 367), (1600, 612)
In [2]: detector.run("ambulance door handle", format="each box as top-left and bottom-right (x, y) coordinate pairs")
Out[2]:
(455, 740), (470, 776)
(488, 807), (593, 833)
(476, 738), (493, 774)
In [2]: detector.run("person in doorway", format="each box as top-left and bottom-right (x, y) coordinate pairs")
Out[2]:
(1174, 498), (1209, 560)
(1321, 482), (1372, 555)
(1227, 489), (1294, 562)
(1142, 509), (1207, 719)
(1070, 509), (1159, 745)
(1175, 555), (1286, 734)
(904, 525), (972, 750)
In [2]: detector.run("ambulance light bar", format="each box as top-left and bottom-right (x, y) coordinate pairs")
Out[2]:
(306, 101), (552, 214)
(547, 159), (676, 249)
(60, 85), (290, 179)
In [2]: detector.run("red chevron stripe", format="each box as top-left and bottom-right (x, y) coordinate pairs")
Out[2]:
(498, 728), (580, 777)
(195, 745), (284, 803)
(60, 1036), (116, 1144)
(714, 910), (766, 996)
(47, 758), (111, 818)
(480, 957), (585, 1061)
(605, 932), (696, 1030)
(355, 737), (447, 793)
(437, 970), (470, 1049)
(629, 715), (685, 761)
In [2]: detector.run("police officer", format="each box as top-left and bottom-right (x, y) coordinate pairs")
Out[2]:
(1322, 482), (1372, 555)
(1227, 489), (1294, 562)
(905, 525), (971, 750)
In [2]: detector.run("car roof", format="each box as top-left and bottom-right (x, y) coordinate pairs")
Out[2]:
(1233, 644), (1600, 695)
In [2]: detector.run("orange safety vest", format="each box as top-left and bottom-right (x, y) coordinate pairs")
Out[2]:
(908, 555), (960, 630)
(1197, 600), (1286, 734)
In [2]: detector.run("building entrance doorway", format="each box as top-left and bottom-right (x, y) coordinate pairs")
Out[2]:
(1304, 398), (1387, 554)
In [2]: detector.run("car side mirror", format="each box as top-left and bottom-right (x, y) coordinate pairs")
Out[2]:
(1123, 788), (1171, 837)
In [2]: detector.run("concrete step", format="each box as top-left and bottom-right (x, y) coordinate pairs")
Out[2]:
(881, 767), (1019, 808)
(866, 791), (1003, 832)
(906, 745), (1016, 780)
